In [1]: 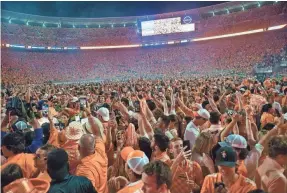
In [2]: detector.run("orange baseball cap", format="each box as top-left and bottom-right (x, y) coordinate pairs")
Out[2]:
(120, 146), (134, 162)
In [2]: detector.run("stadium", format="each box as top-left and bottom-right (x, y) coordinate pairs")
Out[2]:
(1, 1), (286, 84)
(1, 2), (287, 193)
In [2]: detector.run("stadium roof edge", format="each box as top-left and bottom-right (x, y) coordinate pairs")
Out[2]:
(1, 1), (277, 25)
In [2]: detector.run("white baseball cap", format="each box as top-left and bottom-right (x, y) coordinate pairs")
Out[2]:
(71, 97), (79, 103)
(121, 147), (149, 175)
(195, 109), (210, 120)
(97, 107), (110, 122)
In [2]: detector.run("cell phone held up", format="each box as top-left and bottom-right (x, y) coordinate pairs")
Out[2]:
(183, 140), (191, 152)
(79, 97), (87, 110)
(134, 100), (141, 113)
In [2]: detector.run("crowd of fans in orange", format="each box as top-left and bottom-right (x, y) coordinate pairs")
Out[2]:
(1, 2), (287, 193)
(1, 75), (287, 193)
(2, 29), (287, 85)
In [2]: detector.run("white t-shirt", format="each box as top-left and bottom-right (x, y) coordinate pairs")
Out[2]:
(184, 121), (200, 150)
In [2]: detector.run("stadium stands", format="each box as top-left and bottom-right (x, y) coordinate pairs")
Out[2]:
(2, 29), (286, 84)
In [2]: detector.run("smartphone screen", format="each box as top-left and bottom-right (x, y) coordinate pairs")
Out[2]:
(79, 98), (87, 110)
(134, 101), (141, 112)
(183, 140), (191, 151)
(42, 104), (49, 117)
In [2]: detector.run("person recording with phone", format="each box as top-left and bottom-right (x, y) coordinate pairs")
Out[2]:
(169, 137), (203, 193)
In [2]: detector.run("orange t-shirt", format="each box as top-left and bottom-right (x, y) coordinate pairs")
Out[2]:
(260, 112), (275, 128)
(170, 160), (203, 193)
(1, 153), (37, 178)
(47, 126), (60, 148)
(200, 173), (256, 193)
(237, 160), (248, 177)
(47, 126), (79, 174)
(37, 171), (51, 183)
(117, 180), (143, 193)
(61, 140), (80, 175)
(152, 151), (171, 166)
(255, 156), (287, 193)
(76, 138), (108, 193)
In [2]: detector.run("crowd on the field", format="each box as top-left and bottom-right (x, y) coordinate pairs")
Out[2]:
(1, 75), (287, 193)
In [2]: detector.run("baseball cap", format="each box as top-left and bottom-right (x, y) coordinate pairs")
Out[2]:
(215, 146), (237, 167)
(121, 147), (149, 175)
(14, 121), (29, 131)
(194, 109), (210, 120)
(219, 134), (247, 149)
(121, 146), (135, 161)
(97, 107), (110, 122)
(71, 97), (79, 103)
(65, 121), (84, 141)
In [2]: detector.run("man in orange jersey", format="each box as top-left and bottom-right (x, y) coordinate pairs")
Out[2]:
(169, 137), (203, 193)
(76, 106), (108, 193)
(201, 146), (256, 193)
(1, 132), (37, 178)
(33, 144), (57, 182)
(76, 133), (108, 193)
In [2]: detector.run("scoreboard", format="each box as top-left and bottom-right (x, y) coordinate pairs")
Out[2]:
(140, 17), (195, 37)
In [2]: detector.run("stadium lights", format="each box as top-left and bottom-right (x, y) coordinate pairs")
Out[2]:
(268, 24), (286, 31)
(80, 44), (141, 50)
(193, 29), (264, 42)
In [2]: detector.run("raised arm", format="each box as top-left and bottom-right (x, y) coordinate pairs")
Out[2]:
(85, 102), (103, 139)
(176, 97), (194, 118)
(26, 118), (43, 153)
(220, 114), (240, 141)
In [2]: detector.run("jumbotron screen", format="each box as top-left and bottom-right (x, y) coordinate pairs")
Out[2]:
(141, 17), (195, 36)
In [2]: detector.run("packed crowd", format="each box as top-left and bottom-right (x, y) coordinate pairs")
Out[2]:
(1, 2), (286, 47)
(1, 75), (287, 193)
(256, 45), (287, 69)
(2, 29), (286, 85)
(1, 23), (139, 46)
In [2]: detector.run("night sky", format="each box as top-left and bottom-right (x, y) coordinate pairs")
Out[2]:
(1, 1), (227, 18)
